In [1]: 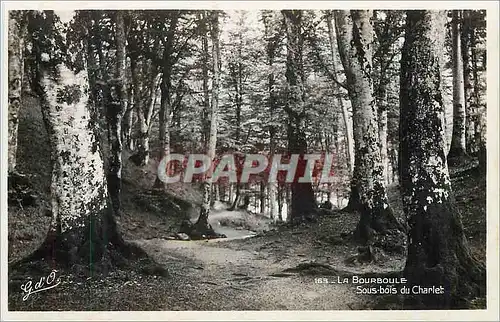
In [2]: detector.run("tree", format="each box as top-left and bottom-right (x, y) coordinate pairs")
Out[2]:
(126, 12), (160, 166)
(400, 10), (485, 309)
(224, 11), (246, 211)
(373, 10), (405, 185)
(158, 12), (179, 166)
(193, 10), (221, 235)
(8, 11), (26, 173)
(460, 9), (487, 165)
(334, 10), (401, 243)
(448, 10), (468, 160)
(282, 10), (317, 223)
(262, 10), (283, 220)
(14, 10), (149, 273)
(105, 10), (127, 214)
(34, 64), (120, 266)
(461, 10), (475, 155)
(323, 11), (354, 174)
(33, 63), (136, 269)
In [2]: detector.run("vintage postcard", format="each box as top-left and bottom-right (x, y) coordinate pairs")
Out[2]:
(1, 1), (499, 321)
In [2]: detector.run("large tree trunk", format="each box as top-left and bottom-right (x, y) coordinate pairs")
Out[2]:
(448, 10), (468, 160)
(400, 10), (485, 309)
(194, 11), (220, 236)
(282, 10), (317, 223)
(8, 11), (26, 173)
(30, 64), (141, 269)
(326, 12), (354, 174)
(334, 10), (402, 245)
(105, 10), (127, 215)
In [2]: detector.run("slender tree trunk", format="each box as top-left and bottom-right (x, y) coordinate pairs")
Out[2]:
(448, 10), (467, 160)
(156, 14), (179, 187)
(229, 184), (241, 210)
(105, 10), (127, 215)
(282, 10), (317, 223)
(211, 184), (219, 205)
(129, 57), (150, 166)
(334, 11), (361, 210)
(461, 10), (476, 155)
(260, 181), (266, 214)
(326, 12), (354, 174)
(262, 11), (280, 221)
(400, 10), (485, 309)
(195, 11), (220, 234)
(334, 10), (402, 245)
(200, 11), (211, 147)
(8, 12), (26, 173)
(159, 67), (172, 160)
(377, 71), (390, 185)
(277, 184), (283, 221)
(469, 24), (486, 172)
(285, 184), (291, 220)
(123, 85), (135, 151)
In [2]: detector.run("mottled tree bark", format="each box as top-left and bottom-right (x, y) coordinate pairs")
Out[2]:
(283, 10), (317, 223)
(8, 11), (26, 173)
(105, 10), (127, 215)
(31, 64), (140, 267)
(335, 10), (401, 243)
(448, 10), (468, 160)
(400, 10), (485, 309)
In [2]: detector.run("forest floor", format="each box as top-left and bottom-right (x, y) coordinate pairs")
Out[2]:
(7, 97), (486, 311)
(7, 165), (486, 311)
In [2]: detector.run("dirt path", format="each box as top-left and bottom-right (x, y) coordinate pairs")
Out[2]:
(133, 209), (372, 310)
(198, 203), (260, 239)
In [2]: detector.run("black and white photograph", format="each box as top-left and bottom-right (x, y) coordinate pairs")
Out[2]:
(2, 1), (499, 320)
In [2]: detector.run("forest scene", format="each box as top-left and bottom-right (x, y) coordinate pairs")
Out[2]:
(6, 8), (489, 312)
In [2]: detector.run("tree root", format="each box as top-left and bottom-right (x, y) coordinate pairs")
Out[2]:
(178, 219), (227, 240)
(10, 210), (165, 279)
